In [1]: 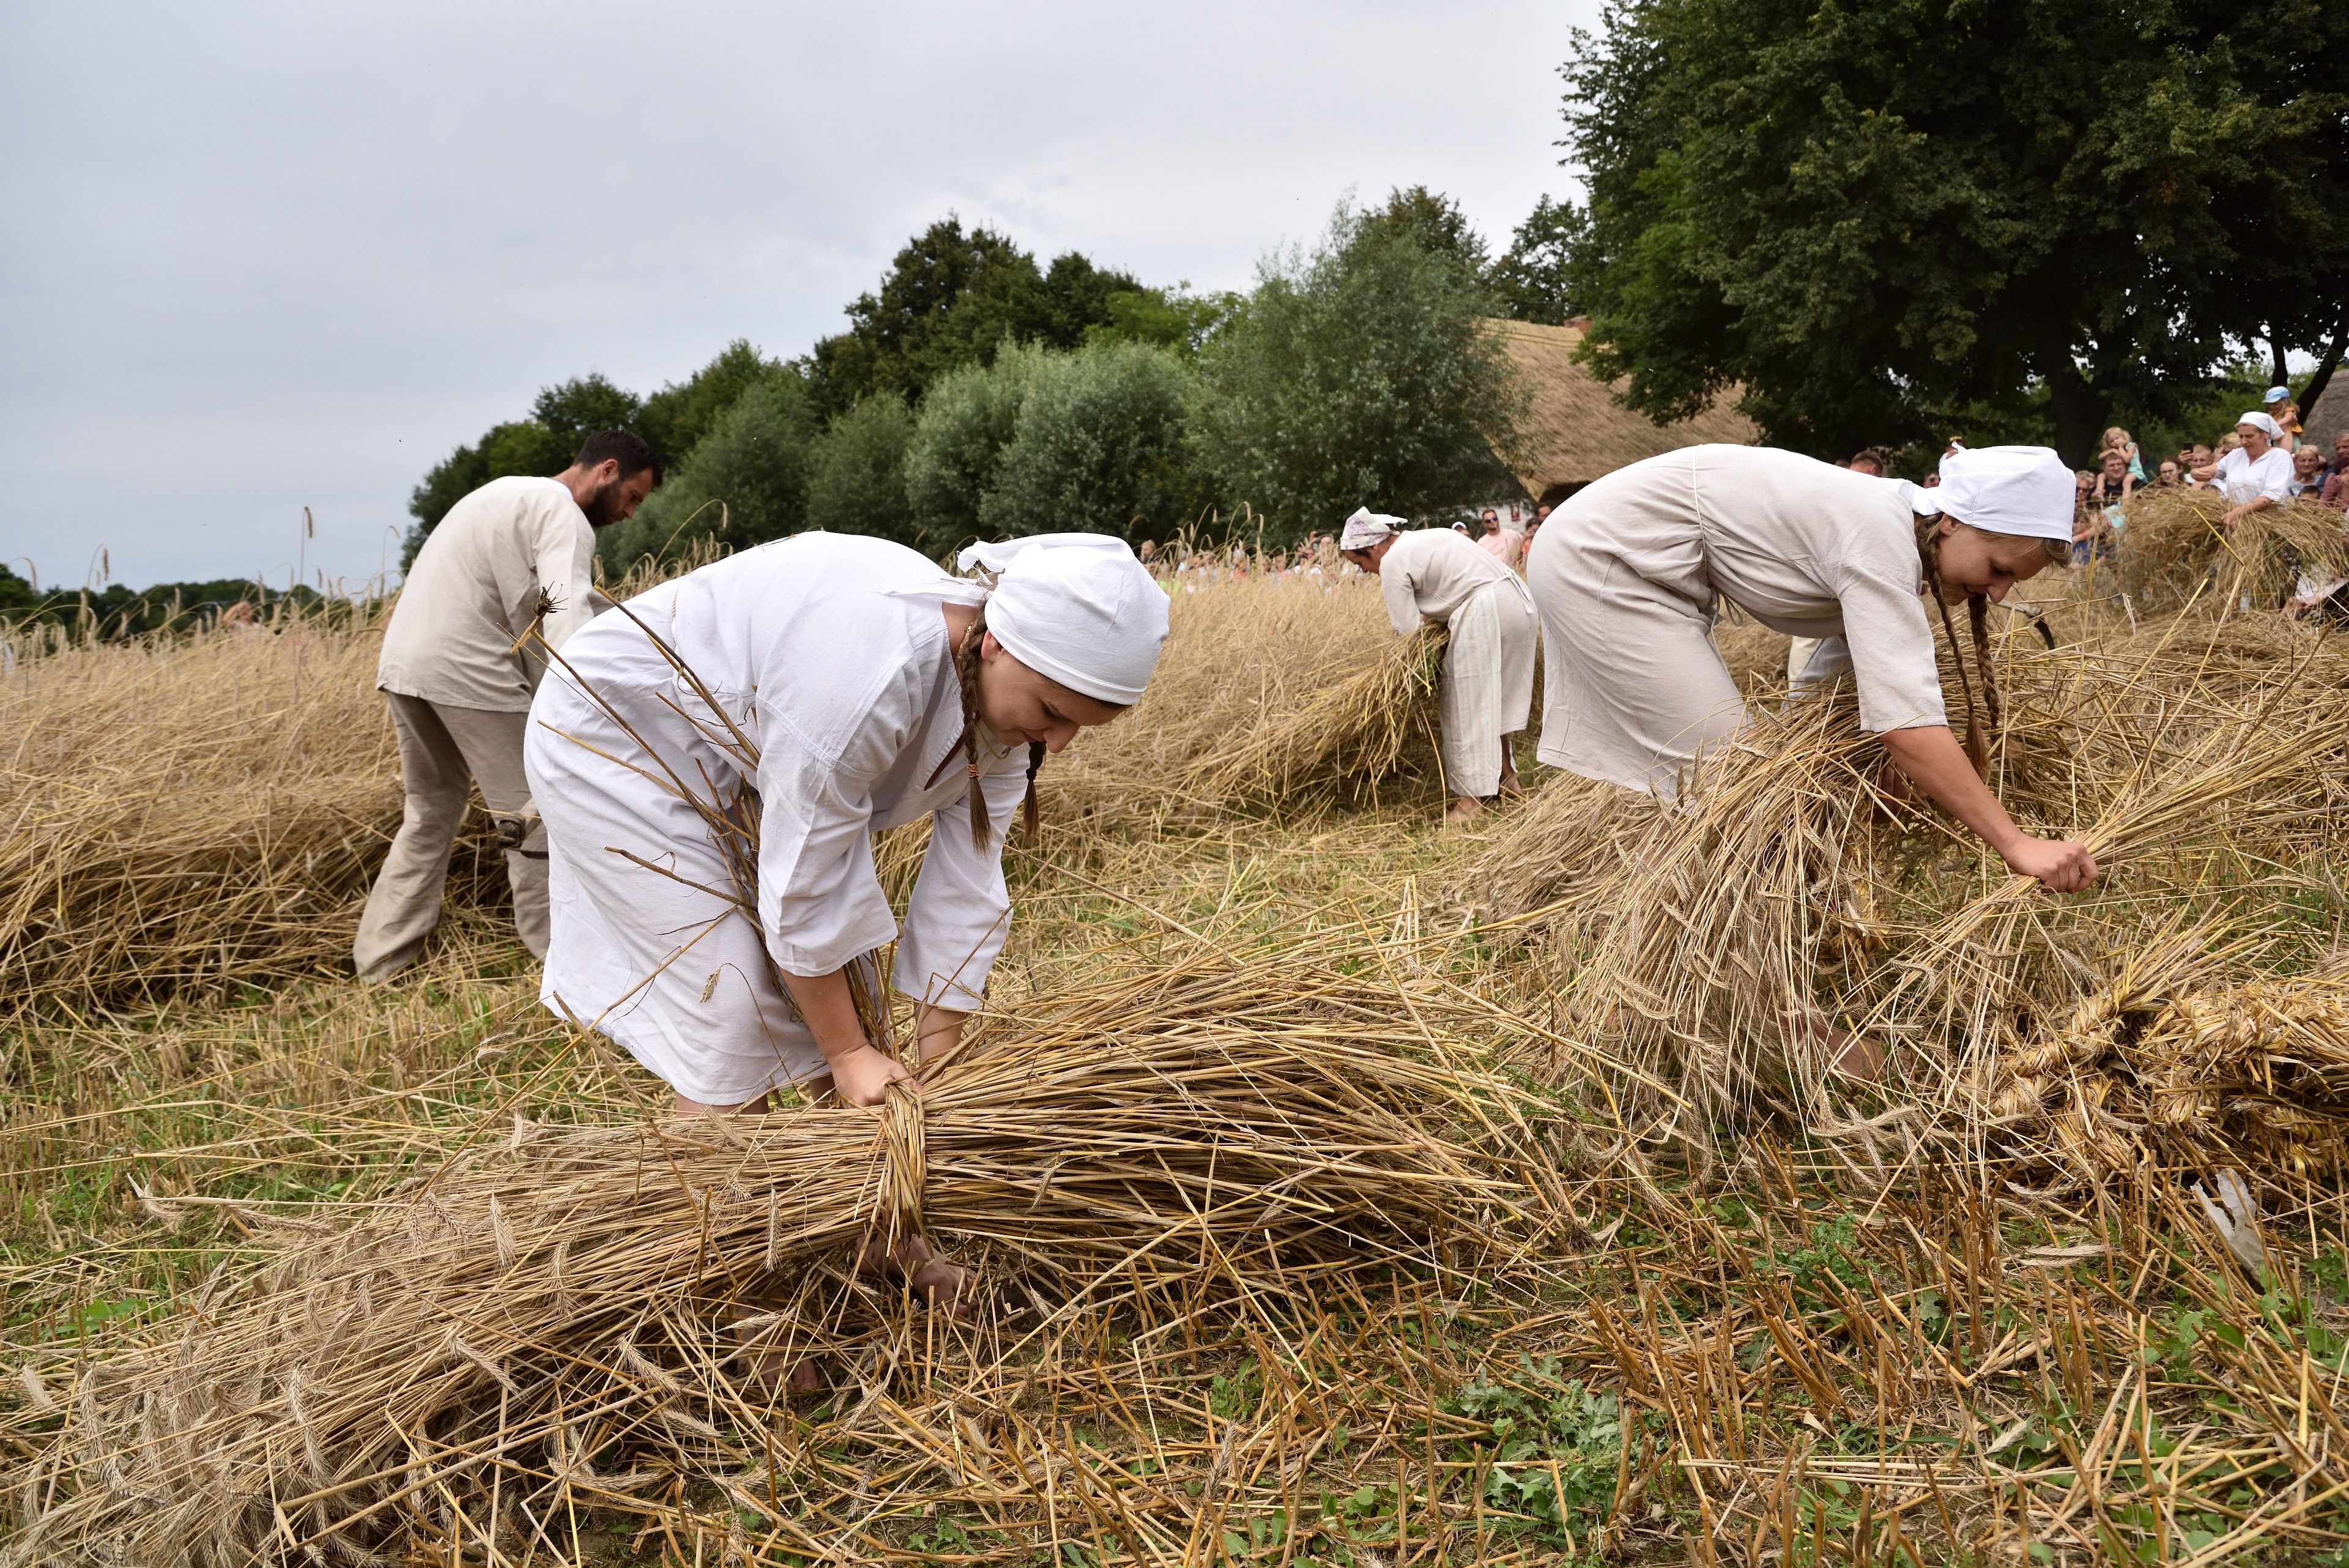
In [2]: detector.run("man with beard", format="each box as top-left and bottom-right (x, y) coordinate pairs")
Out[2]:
(357, 429), (660, 981)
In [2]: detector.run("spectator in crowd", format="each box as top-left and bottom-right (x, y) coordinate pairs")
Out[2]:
(2184, 444), (2216, 485)
(2328, 431), (2349, 489)
(1522, 502), (1550, 562)
(2192, 412), (2294, 526)
(1847, 449), (1887, 477)
(1921, 469), (1942, 489)
(2071, 470), (2113, 565)
(1449, 520), (1472, 536)
(2102, 426), (2147, 481)
(2090, 448), (2134, 507)
(2290, 442), (2328, 498)
(1477, 507), (1526, 568)
(2216, 431), (2243, 457)
(2265, 388), (2301, 451)
(2154, 458), (2184, 488)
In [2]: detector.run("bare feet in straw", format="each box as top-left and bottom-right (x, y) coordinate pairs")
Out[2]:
(1443, 795), (1485, 826)
(856, 1233), (975, 1318)
(736, 1346), (831, 1399)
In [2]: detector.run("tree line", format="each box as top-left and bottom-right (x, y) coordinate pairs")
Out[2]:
(404, 190), (1576, 574)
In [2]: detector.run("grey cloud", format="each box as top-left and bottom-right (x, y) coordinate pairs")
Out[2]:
(0, 0), (1592, 589)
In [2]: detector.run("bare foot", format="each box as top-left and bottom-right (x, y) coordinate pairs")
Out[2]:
(737, 1347), (831, 1399)
(1443, 796), (1484, 825)
(1825, 1027), (1884, 1080)
(856, 1233), (976, 1318)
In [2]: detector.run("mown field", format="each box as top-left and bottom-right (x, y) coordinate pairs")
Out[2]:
(4, 515), (2347, 1566)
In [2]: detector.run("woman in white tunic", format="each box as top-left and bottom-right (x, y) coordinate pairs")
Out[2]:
(1338, 508), (1538, 823)
(524, 532), (1165, 1321)
(1526, 444), (2098, 893)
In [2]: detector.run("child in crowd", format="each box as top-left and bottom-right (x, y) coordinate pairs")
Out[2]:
(2155, 459), (2183, 488)
(2271, 399), (2303, 453)
(2102, 426), (2145, 481)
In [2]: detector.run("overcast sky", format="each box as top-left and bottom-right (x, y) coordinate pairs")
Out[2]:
(0, 2), (1597, 591)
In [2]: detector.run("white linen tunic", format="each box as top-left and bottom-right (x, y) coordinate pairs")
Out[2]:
(2213, 446), (2293, 508)
(1379, 530), (1537, 797)
(379, 476), (603, 711)
(1527, 445), (1945, 799)
(524, 532), (1029, 1105)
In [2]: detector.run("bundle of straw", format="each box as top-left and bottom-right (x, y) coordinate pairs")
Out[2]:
(1460, 604), (2349, 1160)
(1045, 573), (1447, 822)
(1173, 624), (1446, 811)
(2113, 488), (2349, 609)
(0, 616), (419, 1018)
(6, 965), (1534, 1566)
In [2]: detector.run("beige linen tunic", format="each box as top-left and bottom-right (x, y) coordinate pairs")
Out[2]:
(1527, 445), (1945, 798)
(377, 475), (601, 711)
(1379, 529), (1538, 797)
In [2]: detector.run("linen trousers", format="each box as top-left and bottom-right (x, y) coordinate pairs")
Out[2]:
(354, 692), (548, 979)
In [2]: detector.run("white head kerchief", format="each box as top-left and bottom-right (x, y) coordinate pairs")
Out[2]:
(2237, 411), (2284, 441)
(1907, 444), (2073, 543)
(956, 533), (1168, 705)
(1339, 507), (1402, 551)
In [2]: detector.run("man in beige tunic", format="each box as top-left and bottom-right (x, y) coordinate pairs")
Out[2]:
(1524, 443), (2096, 891)
(1338, 507), (1537, 823)
(356, 430), (661, 980)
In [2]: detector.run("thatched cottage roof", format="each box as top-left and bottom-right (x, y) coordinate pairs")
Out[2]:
(1492, 319), (1759, 502)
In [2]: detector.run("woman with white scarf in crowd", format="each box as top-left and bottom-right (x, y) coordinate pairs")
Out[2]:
(1526, 444), (2098, 893)
(2191, 411), (2295, 527)
(525, 530), (1167, 1311)
(1338, 508), (1539, 823)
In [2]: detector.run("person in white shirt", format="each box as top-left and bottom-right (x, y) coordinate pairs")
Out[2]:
(525, 532), (1164, 1326)
(2191, 413), (2293, 526)
(1475, 508), (1525, 570)
(356, 431), (661, 981)
(1338, 509), (1538, 823)
(1526, 444), (2098, 893)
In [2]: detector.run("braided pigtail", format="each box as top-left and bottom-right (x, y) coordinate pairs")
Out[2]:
(1969, 590), (2002, 738)
(949, 614), (991, 845)
(942, 611), (1050, 845)
(1916, 516), (1991, 776)
(1023, 741), (1044, 842)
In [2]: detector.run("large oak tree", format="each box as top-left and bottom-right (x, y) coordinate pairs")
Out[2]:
(1559, 0), (2348, 463)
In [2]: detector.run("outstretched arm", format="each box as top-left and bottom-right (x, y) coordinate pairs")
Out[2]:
(1880, 724), (2098, 891)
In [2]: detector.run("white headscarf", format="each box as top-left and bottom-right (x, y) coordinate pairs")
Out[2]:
(1909, 445), (2073, 543)
(1340, 507), (1403, 551)
(2236, 411), (2284, 441)
(956, 533), (1169, 706)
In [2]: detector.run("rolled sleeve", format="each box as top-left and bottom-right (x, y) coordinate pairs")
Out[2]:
(894, 765), (1026, 1009)
(754, 721), (900, 979)
(1831, 565), (1948, 734)
(535, 507), (601, 653)
(1381, 569), (1422, 637)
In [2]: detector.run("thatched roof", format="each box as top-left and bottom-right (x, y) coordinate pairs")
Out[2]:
(1492, 319), (1759, 502)
(2306, 377), (2348, 452)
